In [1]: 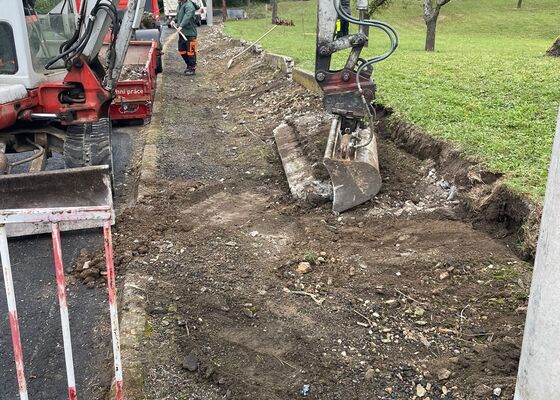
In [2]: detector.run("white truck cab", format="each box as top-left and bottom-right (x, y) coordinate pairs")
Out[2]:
(164, 0), (207, 27)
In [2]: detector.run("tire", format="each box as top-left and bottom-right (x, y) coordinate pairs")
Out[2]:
(64, 118), (114, 177)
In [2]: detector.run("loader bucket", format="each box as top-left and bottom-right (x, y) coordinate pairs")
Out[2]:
(323, 120), (382, 213)
(0, 166), (114, 237)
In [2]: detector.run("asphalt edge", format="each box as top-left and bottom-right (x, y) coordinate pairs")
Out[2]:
(116, 33), (176, 400)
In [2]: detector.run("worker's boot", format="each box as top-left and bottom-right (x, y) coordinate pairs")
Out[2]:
(184, 68), (195, 76)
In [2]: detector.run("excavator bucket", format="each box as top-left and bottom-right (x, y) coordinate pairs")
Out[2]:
(0, 166), (114, 237)
(323, 119), (382, 213)
(274, 117), (381, 212)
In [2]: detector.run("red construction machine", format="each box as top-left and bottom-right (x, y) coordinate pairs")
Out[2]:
(0, 0), (159, 237)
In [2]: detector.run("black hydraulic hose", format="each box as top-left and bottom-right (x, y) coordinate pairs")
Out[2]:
(60, 0), (88, 54)
(334, 0), (399, 66)
(45, 0), (120, 70)
(331, 0), (399, 149)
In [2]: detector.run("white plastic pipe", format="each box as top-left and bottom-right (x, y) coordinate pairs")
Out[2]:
(515, 108), (560, 399)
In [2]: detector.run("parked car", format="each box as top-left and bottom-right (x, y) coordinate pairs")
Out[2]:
(163, 0), (179, 28)
(193, 0), (208, 26)
(165, 0), (207, 27)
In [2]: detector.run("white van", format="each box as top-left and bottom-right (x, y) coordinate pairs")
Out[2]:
(193, 0), (208, 26)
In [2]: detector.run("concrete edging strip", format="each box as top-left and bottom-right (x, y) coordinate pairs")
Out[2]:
(118, 33), (176, 400)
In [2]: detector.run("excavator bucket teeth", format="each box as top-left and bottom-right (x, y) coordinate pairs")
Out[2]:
(0, 166), (113, 237)
(323, 125), (382, 213)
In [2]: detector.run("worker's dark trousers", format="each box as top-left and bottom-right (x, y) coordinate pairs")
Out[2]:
(178, 35), (197, 71)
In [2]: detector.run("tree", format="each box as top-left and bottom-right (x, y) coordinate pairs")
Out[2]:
(222, 0), (227, 22)
(271, 0), (278, 24)
(423, 0), (452, 52)
(368, 0), (393, 15)
(517, 0), (523, 9)
(546, 37), (560, 57)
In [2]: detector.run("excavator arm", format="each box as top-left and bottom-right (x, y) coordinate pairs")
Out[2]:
(275, 0), (398, 213)
(315, 0), (398, 212)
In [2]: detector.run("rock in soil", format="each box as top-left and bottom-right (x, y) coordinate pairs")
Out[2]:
(182, 352), (198, 372)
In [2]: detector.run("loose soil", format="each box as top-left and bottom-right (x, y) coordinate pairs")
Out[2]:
(114, 27), (531, 400)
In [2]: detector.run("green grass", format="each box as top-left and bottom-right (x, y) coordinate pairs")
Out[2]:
(224, 0), (560, 198)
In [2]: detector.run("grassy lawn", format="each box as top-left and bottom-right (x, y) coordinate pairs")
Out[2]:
(224, 0), (560, 199)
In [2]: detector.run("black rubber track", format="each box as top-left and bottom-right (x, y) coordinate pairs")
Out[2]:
(64, 117), (113, 171)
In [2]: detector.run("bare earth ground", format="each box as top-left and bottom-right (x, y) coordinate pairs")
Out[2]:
(114, 27), (531, 399)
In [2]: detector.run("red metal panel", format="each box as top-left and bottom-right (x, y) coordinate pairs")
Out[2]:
(37, 59), (112, 125)
(110, 41), (157, 121)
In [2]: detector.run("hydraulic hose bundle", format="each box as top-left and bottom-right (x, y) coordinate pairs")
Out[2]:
(45, 0), (121, 78)
(333, 0), (399, 149)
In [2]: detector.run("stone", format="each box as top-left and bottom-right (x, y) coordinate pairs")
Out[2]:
(439, 271), (450, 280)
(493, 387), (502, 396)
(182, 353), (198, 372)
(80, 267), (100, 279)
(414, 307), (425, 317)
(364, 368), (375, 382)
(296, 262), (312, 274)
(474, 384), (489, 397)
(437, 368), (451, 381)
(416, 384), (426, 397)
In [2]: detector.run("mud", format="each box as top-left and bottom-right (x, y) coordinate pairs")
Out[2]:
(113, 27), (531, 400)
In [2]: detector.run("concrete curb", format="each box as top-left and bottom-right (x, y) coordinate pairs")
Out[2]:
(119, 273), (150, 400)
(117, 34), (175, 400)
(136, 35), (171, 201)
(291, 67), (321, 94)
(263, 52), (294, 75)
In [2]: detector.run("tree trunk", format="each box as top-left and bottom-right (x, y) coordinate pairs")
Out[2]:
(517, 0), (523, 9)
(271, 0), (278, 24)
(546, 37), (560, 57)
(222, 0), (227, 21)
(246, 0), (250, 7)
(425, 18), (437, 51)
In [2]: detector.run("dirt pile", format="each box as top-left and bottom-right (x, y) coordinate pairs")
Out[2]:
(546, 37), (560, 57)
(114, 26), (531, 399)
(120, 65), (146, 81)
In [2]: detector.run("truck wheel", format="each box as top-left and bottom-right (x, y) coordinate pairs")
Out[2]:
(64, 118), (114, 176)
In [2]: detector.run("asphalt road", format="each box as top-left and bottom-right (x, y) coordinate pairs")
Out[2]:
(0, 125), (138, 400)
